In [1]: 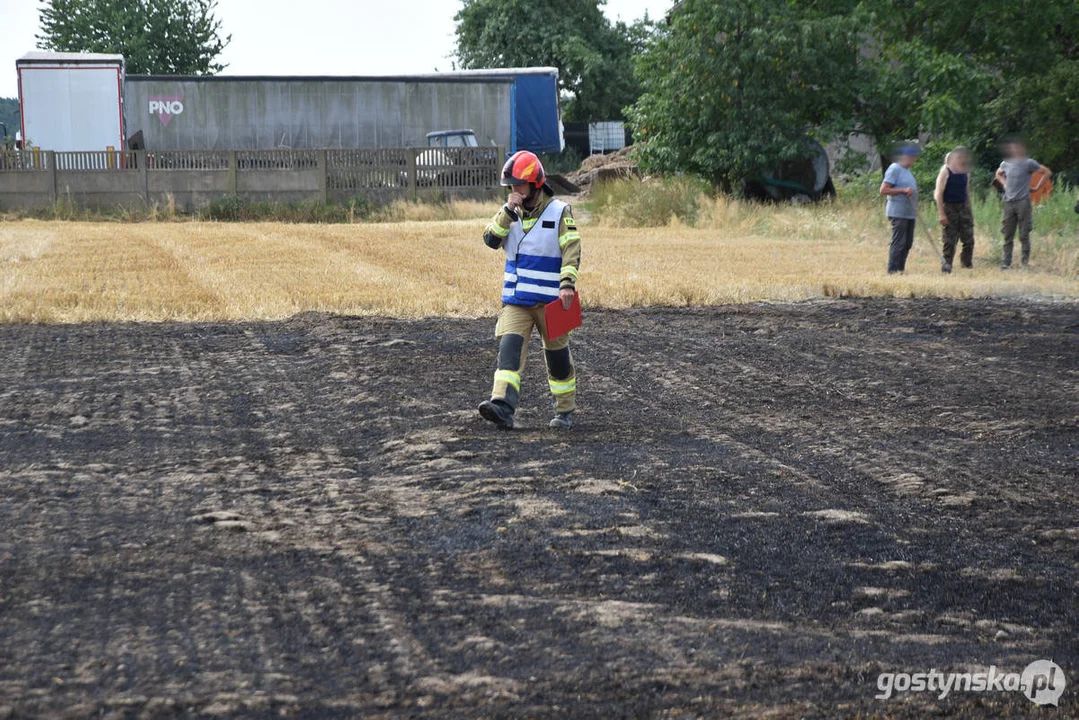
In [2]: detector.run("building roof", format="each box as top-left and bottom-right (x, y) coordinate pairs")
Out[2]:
(17, 51), (125, 65)
(126, 67), (559, 84)
(406, 67), (559, 78)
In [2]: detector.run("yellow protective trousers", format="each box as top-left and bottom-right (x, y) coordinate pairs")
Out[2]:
(490, 303), (576, 414)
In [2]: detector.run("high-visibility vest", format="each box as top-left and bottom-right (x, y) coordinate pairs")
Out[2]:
(502, 198), (566, 306)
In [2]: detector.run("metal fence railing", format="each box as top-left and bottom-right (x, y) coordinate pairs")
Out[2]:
(147, 150), (230, 171)
(327, 148), (408, 190)
(236, 149), (321, 171)
(327, 147), (502, 190)
(415, 147), (502, 188)
(54, 150), (138, 171)
(0, 149), (50, 171)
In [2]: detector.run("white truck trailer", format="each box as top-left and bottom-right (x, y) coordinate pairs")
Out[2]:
(16, 51), (125, 151)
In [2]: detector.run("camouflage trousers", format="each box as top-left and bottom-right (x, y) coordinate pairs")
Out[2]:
(941, 202), (974, 268)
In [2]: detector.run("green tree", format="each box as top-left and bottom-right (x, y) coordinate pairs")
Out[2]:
(953, 0), (1079, 170)
(853, 0), (1078, 169)
(627, 0), (861, 185)
(989, 59), (1079, 173)
(453, 0), (651, 122)
(0, 98), (19, 142)
(37, 0), (230, 76)
(629, 0), (1079, 185)
(856, 39), (992, 148)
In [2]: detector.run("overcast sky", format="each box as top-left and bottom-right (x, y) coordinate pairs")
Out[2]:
(0, 0), (670, 98)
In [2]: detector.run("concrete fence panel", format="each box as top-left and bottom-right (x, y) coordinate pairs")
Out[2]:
(0, 147), (504, 212)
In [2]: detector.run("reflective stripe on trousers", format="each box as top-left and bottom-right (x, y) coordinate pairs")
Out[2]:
(489, 303), (576, 414)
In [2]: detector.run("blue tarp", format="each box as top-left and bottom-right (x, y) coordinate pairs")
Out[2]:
(512, 73), (561, 154)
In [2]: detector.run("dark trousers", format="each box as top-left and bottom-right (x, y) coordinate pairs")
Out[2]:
(888, 217), (915, 273)
(1001, 198), (1032, 267)
(942, 202), (974, 267)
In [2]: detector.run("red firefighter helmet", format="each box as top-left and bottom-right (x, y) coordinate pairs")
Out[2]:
(501, 150), (546, 190)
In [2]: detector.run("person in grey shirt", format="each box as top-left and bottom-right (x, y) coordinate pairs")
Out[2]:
(995, 139), (1052, 269)
(879, 144), (920, 274)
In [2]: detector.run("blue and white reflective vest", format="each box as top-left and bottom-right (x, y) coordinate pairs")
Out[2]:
(502, 198), (567, 306)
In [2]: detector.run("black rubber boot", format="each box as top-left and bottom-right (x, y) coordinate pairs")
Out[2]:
(549, 411), (574, 429)
(478, 399), (515, 430)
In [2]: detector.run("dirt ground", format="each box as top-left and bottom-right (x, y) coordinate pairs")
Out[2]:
(0, 298), (1075, 718)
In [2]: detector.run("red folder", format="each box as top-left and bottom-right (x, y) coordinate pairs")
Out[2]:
(545, 292), (582, 341)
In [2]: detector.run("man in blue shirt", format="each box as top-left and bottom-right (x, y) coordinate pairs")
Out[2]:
(880, 144), (920, 274)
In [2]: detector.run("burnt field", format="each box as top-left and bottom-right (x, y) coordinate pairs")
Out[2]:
(0, 298), (1075, 718)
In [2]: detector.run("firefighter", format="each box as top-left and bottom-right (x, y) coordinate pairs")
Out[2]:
(477, 151), (581, 430)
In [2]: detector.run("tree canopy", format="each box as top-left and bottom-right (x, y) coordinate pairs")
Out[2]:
(628, 1), (860, 185)
(453, 0), (651, 122)
(853, 0), (1078, 164)
(37, 0), (231, 76)
(628, 0), (1079, 185)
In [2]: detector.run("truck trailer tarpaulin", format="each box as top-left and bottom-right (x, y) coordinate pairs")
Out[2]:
(123, 67), (562, 154)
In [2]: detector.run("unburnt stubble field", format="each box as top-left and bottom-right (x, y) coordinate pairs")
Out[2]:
(1, 195), (1076, 323)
